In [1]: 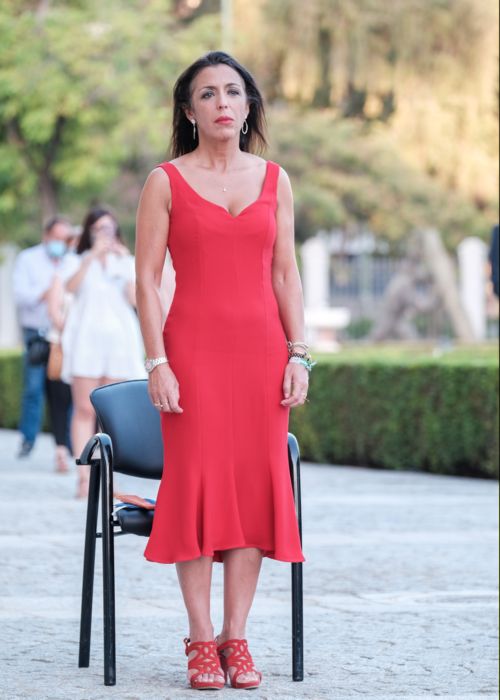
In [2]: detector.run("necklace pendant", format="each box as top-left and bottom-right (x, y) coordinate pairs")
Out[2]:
(222, 187), (228, 192)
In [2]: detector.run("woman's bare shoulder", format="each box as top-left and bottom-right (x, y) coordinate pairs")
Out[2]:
(276, 163), (291, 185)
(276, 165), (293, 207)
(144, 165), (171, 187)
(140, 166), (171, 208)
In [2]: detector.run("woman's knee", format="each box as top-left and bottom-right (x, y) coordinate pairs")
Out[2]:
(73, 403), (94, 422)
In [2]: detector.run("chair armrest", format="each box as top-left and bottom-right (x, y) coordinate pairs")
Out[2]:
(76, 433), (103, 464)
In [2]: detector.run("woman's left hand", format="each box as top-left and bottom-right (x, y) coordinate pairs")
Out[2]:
(281, 362), (309, 407)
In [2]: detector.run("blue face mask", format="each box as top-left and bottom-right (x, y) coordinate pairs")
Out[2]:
(46, 240), (67, 259)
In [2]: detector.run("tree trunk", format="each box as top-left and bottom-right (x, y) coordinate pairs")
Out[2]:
(38, 169), (58, 223)
(419, 228), (475, 342)
(313, 26), (332, 107)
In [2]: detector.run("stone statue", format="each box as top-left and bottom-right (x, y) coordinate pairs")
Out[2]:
(371, 229), (474, 342)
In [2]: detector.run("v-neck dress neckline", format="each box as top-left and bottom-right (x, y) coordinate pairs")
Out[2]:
(166, 160), (271, 219)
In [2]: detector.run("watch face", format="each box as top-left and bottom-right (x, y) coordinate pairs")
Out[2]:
(145, 360), (153, 372)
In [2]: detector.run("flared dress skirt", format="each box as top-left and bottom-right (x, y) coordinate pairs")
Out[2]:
(144, 160), (305, 564)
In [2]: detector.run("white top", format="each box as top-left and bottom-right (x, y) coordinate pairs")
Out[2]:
(60, 252), (147, 383)
(12, 243), (63, 330)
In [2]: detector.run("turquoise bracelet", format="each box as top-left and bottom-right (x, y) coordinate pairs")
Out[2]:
(288, 356), (316, 372)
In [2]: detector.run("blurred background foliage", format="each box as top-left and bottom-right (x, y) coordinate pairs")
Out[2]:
(0, 0), (498, 247)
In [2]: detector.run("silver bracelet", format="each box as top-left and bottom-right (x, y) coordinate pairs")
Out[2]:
(144, 356), (168, 373)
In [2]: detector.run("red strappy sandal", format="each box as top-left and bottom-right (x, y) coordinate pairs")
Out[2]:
(216, 638), (262, 689)
(184, 638), (225, 690)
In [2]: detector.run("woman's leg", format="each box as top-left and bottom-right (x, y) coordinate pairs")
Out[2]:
(176, 557), (225, 685)
(71, 376), (101, 497)
(217, 547), (263, 684)
(71, 376), (125, 496)
(46, 378), (72, 471)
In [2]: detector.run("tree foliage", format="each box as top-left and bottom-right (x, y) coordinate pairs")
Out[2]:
(240, 0), (499, 240)
(0, 0), (497, 246)
(267, 109), (495, 247)
(0, 0), (218, 242)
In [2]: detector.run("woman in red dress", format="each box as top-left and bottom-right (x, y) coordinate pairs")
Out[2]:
(135, 51), (312, 691)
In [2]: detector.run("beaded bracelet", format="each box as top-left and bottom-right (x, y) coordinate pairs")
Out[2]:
(289, 356), (316, 372)
(287, 340), (309, 352)
(289, 351), (310, 360)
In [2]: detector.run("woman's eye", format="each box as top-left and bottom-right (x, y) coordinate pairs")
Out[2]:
(201, 91), (213, 99)
(228, 89), (241, 96)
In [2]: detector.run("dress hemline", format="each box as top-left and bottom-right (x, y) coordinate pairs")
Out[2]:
(144, 542), (305, 565)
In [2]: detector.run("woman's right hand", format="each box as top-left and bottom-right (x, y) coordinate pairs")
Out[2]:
(148, 363), (183, 413)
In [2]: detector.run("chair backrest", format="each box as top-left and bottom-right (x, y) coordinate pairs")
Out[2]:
(90, 379), (163, 479)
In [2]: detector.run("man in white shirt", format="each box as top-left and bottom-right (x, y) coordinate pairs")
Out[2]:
(13, 216), (73, 457)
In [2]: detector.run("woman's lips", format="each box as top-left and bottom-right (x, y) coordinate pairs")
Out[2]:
(215, 117), (234, 124)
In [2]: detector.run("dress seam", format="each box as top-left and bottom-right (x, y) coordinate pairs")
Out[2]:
(262, 204), (272, 542)
(229, 215), (243, 540)
(196, 206), (204, 549)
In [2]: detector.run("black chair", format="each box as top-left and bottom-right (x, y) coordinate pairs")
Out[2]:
(77, 379), (304, 686)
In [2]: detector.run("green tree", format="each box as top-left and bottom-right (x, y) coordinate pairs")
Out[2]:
(239, 0), (498, 231)
(268, 109), (496, 247)
(1, 0), (497, 247)
(0, 0), (220, 242)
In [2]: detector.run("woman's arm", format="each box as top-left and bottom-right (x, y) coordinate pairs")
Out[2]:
(125, 281), (136, 308)
(64, 247), (96, 294)
(272, 168), (309, 407)
(47, 275), (65, 332)
(135, 168), (183, 413)
(65, 236), (118, 293)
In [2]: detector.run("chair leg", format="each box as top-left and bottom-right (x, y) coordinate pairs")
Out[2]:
(78, 460), (101, 668)
(291, 562), (304, 681)
(100, 437), (116, 686)
(288, 433), (304, 681)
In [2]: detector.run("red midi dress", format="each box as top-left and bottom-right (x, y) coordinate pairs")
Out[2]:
(144, 160), (305, 564)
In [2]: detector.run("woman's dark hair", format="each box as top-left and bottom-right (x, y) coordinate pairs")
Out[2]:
(171, 51), (267, 157)
(76, 207), (123, 255)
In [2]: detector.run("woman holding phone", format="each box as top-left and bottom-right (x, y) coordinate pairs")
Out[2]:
(59, 207), (146, 497)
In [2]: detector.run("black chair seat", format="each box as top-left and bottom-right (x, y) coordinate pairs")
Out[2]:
(114, 505), (154, 537)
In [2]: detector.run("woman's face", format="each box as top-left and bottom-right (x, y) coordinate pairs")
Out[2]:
(90, 215), (117, 245)
(186, 64), (249, 144)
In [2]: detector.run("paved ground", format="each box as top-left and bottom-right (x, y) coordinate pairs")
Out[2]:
(0, 428), (498, 700)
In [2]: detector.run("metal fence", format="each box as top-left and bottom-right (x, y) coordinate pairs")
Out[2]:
(329, 253), (401, 315)
(329, 253), (452, 339)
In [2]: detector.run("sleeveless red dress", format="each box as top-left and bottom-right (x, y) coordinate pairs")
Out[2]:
(144, 160), (304, 564)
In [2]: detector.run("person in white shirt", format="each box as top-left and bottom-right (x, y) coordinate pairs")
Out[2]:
(12, 216), (74, 457)
(59, 207), (146, 497)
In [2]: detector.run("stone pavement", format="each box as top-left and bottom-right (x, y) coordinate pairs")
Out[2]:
(0, 428), (498, 700)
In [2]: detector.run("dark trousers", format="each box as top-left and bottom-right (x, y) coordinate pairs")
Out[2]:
(46, 379), (72, 450)
(19, 328), (47, 445)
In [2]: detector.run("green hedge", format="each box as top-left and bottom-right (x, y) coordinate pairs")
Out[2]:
(290, 360), (499, 478)
(1, 350), (498, 478)
(0, 351), (23, 430)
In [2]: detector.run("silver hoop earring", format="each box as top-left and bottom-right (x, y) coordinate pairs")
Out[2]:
(192, 121), (197, 140)
(241, 119), (249, 135)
